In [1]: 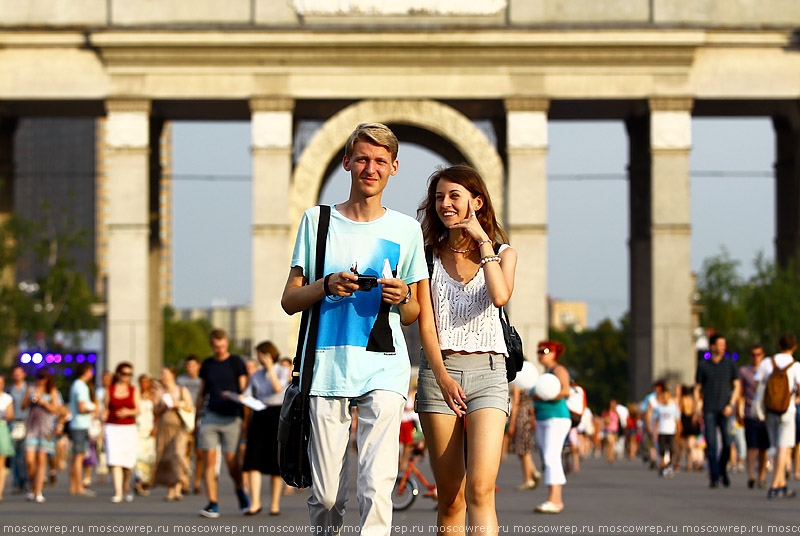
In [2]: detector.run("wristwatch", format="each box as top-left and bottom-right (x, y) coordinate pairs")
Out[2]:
(401, 287), (412, 304)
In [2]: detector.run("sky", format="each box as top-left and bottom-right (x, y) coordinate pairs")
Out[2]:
(171, 118), (774, 327)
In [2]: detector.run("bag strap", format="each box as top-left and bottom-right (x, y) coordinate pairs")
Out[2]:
(290, 205), (331, 394)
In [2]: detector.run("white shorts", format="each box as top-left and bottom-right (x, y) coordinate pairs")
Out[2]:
(766, 412), (797, 449)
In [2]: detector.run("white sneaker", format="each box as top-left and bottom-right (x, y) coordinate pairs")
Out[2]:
(124, 494), (134, 503)
(35, 494), (46, 503)
(111, 495), (123, 503)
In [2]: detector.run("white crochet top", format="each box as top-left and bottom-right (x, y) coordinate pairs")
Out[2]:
(431, 246), (509, 356)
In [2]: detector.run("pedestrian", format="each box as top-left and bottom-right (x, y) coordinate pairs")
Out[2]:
(153, 366), (194, 501)
(0, 372), (15, 502)
(533, 341), (572, 514)
(7, 366), (30, 495)
(104, 362), (140, 503)
(68, 362), (97, 497)
(240, 341), (290, 516)
(653, 388), (680, 477)
(134, 374), (156, 497)
(281, 123), (426, 536)
(739, 344), (769, 489)
(676, 385), (703, 473)
(753, 333), (800, 499)
(413, 163), (516, 534)
(176, 355), (203, 495)
(196, 328), (250, 518)
(509, 383), (541, 490)
(694, 333), (741, 488)
(22, 368), (61, 503)
(602, 400), (620, 465)
(94, 371), (112, 485)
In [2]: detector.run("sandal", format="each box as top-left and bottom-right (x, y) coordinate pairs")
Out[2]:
(535, 501), (564, 514)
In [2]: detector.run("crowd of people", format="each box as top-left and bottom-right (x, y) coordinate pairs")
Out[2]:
(1, 122), (799, 536)
(0, 330), (293, 517)
(504, 332), (800, 503)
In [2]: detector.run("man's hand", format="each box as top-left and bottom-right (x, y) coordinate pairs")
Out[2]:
(326, 271), (360, 297)
(377, 277), (409, 305)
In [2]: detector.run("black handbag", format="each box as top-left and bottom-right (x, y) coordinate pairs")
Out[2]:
(277, 205), (330, 488)
(499, 305), (524, 382)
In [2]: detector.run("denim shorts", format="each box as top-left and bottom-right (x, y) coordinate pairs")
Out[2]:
(416, 353), (509, 416)
(70, 428), (89, 456)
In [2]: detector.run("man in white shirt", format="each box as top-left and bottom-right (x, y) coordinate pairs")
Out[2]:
(754, 333), (800, 499)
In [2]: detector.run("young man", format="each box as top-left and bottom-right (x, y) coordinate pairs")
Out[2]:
(754, 333), (800, 499)
(281, 123), (427, 536)
(695, 333), (741, 488)
(739, 344), (769, 489)
(196, 329), (249, 518)
(177, 355), (204, 494)
(68, 363), (97, 497)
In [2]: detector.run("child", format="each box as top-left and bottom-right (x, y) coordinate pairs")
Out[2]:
(653, 388), (680, 477)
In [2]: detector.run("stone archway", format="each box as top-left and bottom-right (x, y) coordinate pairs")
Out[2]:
(290, 99), (504, 233)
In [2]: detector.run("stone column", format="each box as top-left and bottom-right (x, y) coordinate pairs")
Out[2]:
(774, 107), (800, 268)
(505, 98), (549, 350)
(626, 113), (653, 401)
(251, 98), (294, 353)
(650, 97), (694, 388)
(105, 99), (153, 375)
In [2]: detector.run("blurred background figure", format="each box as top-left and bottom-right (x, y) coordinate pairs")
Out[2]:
(241, 341), (289, 516)
(153, 366), (194, 501)
(104, 362), (140, 503)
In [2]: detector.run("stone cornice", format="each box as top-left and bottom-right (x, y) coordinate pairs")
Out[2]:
(505, 98), (550, 113)
(86, 29), (712, 70)
(649, 97), (694, 112)
(250, 97), (294, 113)
(106, 99), (151, 114)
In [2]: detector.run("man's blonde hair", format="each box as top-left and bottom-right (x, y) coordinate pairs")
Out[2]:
(344, 123), (399, 160)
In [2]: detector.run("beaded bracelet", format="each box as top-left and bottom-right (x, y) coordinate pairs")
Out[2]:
(477, 238), (493, 248)
(479, 255), (501, 268)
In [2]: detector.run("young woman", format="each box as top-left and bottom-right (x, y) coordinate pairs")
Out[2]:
(152, 366), (194, 501)
(103, 362), (140, 503)
(22, 368), (61, 503)
(416, 164), (517, 535)
(533, 340), (571, 514)
(241, 341), (290, 516)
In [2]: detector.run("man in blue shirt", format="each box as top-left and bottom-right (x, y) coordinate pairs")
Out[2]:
(68, 363), (97, 497)
(282, 123), (427, 536)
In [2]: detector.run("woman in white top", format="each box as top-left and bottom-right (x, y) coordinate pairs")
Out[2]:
(416, 164), (517, 535)
(241, 341), (290, 516)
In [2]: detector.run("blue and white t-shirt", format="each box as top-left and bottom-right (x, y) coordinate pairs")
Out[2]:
(291, 205), (428, 398)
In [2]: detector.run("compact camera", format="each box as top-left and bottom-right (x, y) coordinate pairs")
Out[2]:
(356, 275), (378, 291)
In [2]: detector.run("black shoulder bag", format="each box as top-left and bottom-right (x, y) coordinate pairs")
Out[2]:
(277, 205), (330, 488)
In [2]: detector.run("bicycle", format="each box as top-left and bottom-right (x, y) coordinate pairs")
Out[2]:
(392, 444), (438, 511)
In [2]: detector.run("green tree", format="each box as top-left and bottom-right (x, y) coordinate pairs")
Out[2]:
(696, 247), (748, 351)
(162, 306), (213, 368)
(550, 316), (628, 413)
(0, 211), (98, 363)
(744, 254), (800, 349)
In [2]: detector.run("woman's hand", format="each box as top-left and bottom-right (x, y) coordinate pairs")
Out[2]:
(449, 205), (490, 243)
(436, 372), (467, 417)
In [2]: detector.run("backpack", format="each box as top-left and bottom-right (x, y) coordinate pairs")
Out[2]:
(764, 356), (793, 414)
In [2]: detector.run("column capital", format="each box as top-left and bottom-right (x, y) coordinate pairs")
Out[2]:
(250, 97), (295, 114)
(105, 99), (151, 115)
(505, 97), (550, 114)
(648, 97), (693, 113)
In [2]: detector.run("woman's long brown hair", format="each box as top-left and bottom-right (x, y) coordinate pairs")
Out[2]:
(417, 164), (508, 254)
